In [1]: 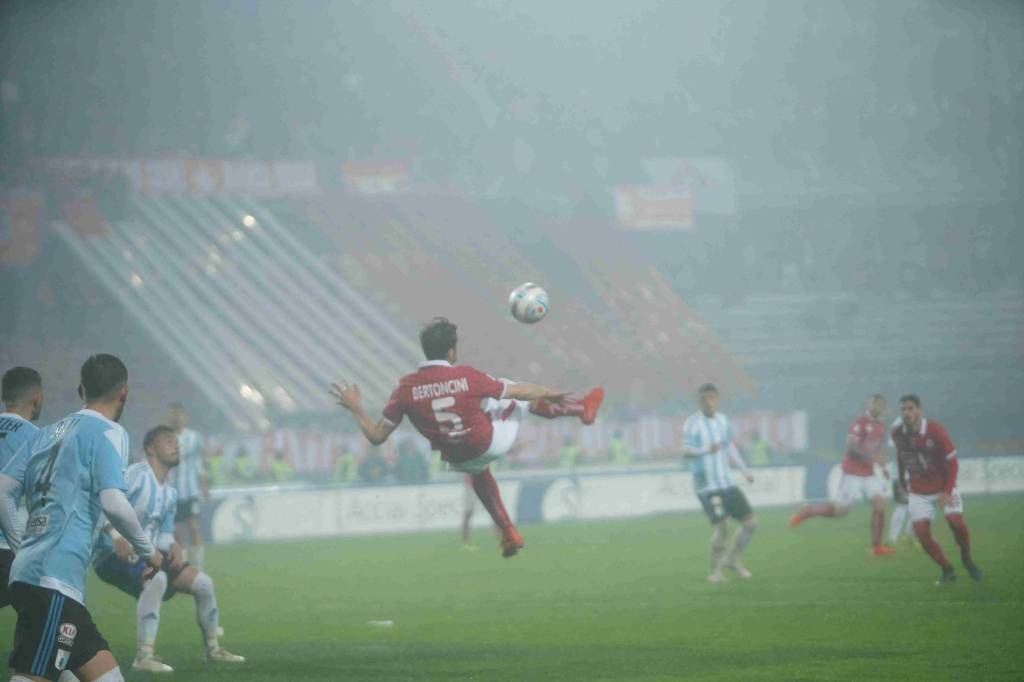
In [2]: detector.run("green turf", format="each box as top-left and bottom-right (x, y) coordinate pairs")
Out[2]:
(3, 494), (1022, 681)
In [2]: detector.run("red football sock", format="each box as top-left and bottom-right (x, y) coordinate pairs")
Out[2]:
(798, 502), (839, 519)
(946, 514), (972, 564)
(470, 469), (514, 535)
(913, 520), (951, 569)
(530, 398), (583, 419)
(870, 508), (884, 548)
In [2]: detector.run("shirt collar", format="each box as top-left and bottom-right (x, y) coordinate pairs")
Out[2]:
(418, 360), (453, 369)
(77, 408), (120, 429)
(0, 412), (28, 424)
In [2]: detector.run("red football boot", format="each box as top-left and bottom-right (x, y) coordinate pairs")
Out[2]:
(580, 388), (605, 425)
(501, 526), (525, 558)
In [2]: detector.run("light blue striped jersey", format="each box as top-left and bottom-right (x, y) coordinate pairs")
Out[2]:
(1, 409), (129, 604)
(94, 460), (177, 561)
(682, 410), (736, 493)
(169, 428), (204, 500)
(0, 412), (39, 551)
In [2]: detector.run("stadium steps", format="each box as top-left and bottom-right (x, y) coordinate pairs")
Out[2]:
(691, 291), (1024, 371)
(297, 193), (708, 407)
(51, 195), (422, 430)
(299, 196), (586, 387)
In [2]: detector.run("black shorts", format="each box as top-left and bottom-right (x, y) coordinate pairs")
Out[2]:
(7, 582), (110, 681)
(0, 548), (14, 608)
(892, 480), (909, 505)
(94, 552), (189, 601)
(698, 487), (754, 524)
(175, 497), (200, 523)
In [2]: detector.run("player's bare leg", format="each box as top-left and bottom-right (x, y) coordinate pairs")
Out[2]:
(72, 650), (123, 681)
(708, 521), (730, 583)
(469, 468), (523, 557)
(723, 515), (756, 578)
(912, 520), (956, 584)
(169, 565), (244, 663)
(945, 513), (982, 581)
(789, 501), (847, 527)
(529, 388), (604, 424)
(870, 495), (895, 556)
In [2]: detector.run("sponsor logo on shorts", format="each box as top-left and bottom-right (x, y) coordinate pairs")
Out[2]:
(27, 515), (48, 535)
(58, 623), (77, 647)
(55, 648), (70, 671)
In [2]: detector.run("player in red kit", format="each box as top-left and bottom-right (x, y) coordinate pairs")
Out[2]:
(892, 394), (982, 585)
(330, 318), (604, 558)
(789, 394), (894, 555)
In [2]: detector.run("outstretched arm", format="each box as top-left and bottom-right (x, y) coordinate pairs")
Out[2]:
(330, 382), (398, 446)
(100, 489), (156, 559)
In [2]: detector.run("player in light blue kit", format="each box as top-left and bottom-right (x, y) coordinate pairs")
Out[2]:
(93, 424), (244, 672)
(0, 367), (44, 609)
(168, 403), (208, 570)
(682, 383), (757, 584)
(0, 354), (160, 682)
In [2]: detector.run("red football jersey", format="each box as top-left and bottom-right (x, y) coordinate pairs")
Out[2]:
(891, 418), (957, 495)
(843, 413), (886, 476)
(382, 360), (507, 464)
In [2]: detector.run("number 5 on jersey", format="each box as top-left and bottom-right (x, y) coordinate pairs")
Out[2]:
(431, 397), (464, 436)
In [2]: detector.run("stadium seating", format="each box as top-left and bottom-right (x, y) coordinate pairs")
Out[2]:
(48, 194), (422, 430)
(690, 290), (1024, 445)
(297, 192), (754, 409)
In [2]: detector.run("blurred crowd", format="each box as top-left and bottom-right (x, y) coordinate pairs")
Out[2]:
(195, 426), (809, 490)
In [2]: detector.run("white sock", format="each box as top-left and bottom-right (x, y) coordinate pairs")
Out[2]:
(137, 570), (167, 649)
(91, 667), (125, 682)
(57, 673), (80, 682)
(190, 545), (206, 571)
(191, 572), (220, 645)
(889, 505), (909, 544)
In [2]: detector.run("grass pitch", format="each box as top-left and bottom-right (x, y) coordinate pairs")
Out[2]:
(2, 494), (1022, 681)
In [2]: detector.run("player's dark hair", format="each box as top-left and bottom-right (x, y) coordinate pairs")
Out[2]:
(697, 383), (718, 395)
(80, 353), (128, 401)
(420, 318), (458, 361)
(899, 394), (921, 407)
(1, 367), (41, 403)
(143, 425), (176, 452)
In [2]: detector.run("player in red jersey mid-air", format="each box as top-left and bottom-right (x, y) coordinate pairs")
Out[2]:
(891, 394), (981, 585)
(331, 318), (604, 558)
(790, 394), (894, 555)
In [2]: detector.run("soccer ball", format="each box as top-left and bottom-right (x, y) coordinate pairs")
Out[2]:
(509, 283), (549, 324)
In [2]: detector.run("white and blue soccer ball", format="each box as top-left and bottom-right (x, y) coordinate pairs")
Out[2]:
(509, 282), (549, 324)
